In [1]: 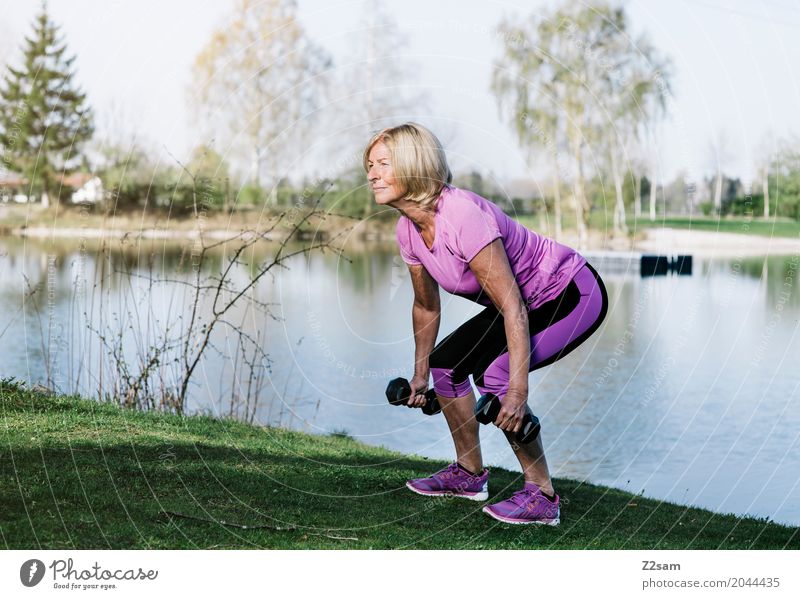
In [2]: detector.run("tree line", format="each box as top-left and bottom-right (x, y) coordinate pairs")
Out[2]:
(1, 0), (799, 237)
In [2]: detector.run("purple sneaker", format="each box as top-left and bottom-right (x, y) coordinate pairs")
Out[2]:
(406, 463), (489, 501)
(482, 482), (560, 525)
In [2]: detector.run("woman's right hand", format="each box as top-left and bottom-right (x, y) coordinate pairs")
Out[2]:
(406, 372), (430, 408)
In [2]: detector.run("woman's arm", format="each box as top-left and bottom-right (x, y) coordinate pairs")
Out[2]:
(468, 239), (530, 432)
(407, 263), (440, 406)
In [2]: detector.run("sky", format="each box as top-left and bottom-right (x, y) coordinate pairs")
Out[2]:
(1, 0), (799, 189)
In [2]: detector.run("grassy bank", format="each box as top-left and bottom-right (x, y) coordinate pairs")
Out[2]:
(637, 216), (800, 238)
(515, 212), (800, 240)
(1, 381), (797, 549)
(4, 202), (799, 242)
(0, 202), (372, 238)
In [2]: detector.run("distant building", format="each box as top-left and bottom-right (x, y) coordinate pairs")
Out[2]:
(63, 173), (104, 204)
(0, 174), (29, 203)
(0, 172), (104, 204)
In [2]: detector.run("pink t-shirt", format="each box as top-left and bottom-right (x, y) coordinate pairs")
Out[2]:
(396, 184), (587, 310)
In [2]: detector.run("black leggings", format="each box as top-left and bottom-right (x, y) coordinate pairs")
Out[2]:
(428, 262), (608, 399)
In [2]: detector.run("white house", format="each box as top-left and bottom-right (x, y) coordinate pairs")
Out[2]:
(69, 175), (104, 203)
(0, 175), (28, 203)
(0, 172), (104, 205)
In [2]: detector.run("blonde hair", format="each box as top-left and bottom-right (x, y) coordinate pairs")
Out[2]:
(363, 122), (452, 210)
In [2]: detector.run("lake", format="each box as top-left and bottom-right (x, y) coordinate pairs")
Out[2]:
(1, 233), (798, 526)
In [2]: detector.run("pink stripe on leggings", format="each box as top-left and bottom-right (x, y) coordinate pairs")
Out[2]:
(476, 263), (607, 400)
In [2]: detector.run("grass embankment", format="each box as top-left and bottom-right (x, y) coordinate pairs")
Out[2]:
(1, 381), (797, 549)
(0, 203), (379, 237)
(515, 212), (800, 240)
(638, 216), (800, 238)
(5, 202), (798, 241)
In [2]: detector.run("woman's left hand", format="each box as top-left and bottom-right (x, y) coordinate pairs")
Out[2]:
(495, 388), (529, 433)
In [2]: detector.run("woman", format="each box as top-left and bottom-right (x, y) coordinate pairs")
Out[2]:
(364, 123), (608, 526)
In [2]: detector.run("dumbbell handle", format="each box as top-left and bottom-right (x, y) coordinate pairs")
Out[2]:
(474, 392), (540, 444)
(385, 378), (442, 416)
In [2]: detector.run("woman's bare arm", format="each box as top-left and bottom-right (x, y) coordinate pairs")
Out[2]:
(407, 264), (440, 402)
(468, 239), (530, 431)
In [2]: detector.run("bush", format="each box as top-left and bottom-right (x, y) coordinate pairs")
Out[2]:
(237, 185), (264, 207)
(104, 181), (227, 215)
(723, 193), (764, 217)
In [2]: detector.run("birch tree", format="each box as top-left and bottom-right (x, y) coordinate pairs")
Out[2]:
(492, 16), (567, 239)
(336, 0), (428, 217)
(757, 132), (776, 218)
(492, 1), (670, 247)
(708, 131), (732, 214)
(187, 0), (332, 197)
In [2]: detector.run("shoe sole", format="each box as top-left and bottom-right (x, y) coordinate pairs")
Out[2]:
(406, 482), (489, 502)
(482, 506), (560, 526)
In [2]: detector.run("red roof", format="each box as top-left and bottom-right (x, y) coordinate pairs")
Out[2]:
(61, 172), (94, 187)
(0, 172), (97, 188)
(0, 176), (26, 187)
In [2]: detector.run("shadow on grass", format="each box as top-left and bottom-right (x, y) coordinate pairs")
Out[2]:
(2, 437), (798, 550)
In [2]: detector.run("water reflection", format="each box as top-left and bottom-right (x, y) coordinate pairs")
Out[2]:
(1, 234), (798, 525)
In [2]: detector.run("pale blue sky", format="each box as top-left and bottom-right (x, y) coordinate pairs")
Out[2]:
(1, 0), (798, 187)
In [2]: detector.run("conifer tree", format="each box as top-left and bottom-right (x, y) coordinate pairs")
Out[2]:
(0, 2), (94, 205)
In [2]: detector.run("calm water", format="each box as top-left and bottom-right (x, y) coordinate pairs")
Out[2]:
(1, 234), (799, 526)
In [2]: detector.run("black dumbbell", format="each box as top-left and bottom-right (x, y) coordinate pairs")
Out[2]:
(474, 392), (540, 444)
(385, 378), (441, 416)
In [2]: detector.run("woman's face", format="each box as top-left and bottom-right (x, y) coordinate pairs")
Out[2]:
(367, 141), (405, 205)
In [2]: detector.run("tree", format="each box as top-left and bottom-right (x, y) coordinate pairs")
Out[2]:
(768, 139), (800, 221)
(492, 12), (567, 240)
(186, 144), (233, 210)
(186, 144), (230, 182)
(345, 1), (426, 131)
(492, 2), (670, 247)
(334, 0), (428, 218)
(599, 32), (670, 236)
(88, 190), (345, 416)
(707, 130), (732, 215)
(95, 137), (155, 207)
(548, 2), (627, 247)
(0, 21), (14, 67)
(756, 132), (776, 219)
(662, 171), (692, 214)
(0, 2), (94, 206)
(187, 0), (332, 197)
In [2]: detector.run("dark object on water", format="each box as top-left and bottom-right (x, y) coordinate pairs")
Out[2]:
(641, 254), (692, 277)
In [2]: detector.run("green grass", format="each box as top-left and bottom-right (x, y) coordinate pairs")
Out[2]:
(513, 212), (800, 240)
(514, 210), (616, 236)
(0, 202), (362, 235)
(637, 216), (800, 238)
(1, 380), (797, 549)
(7, 200), (798, 242)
